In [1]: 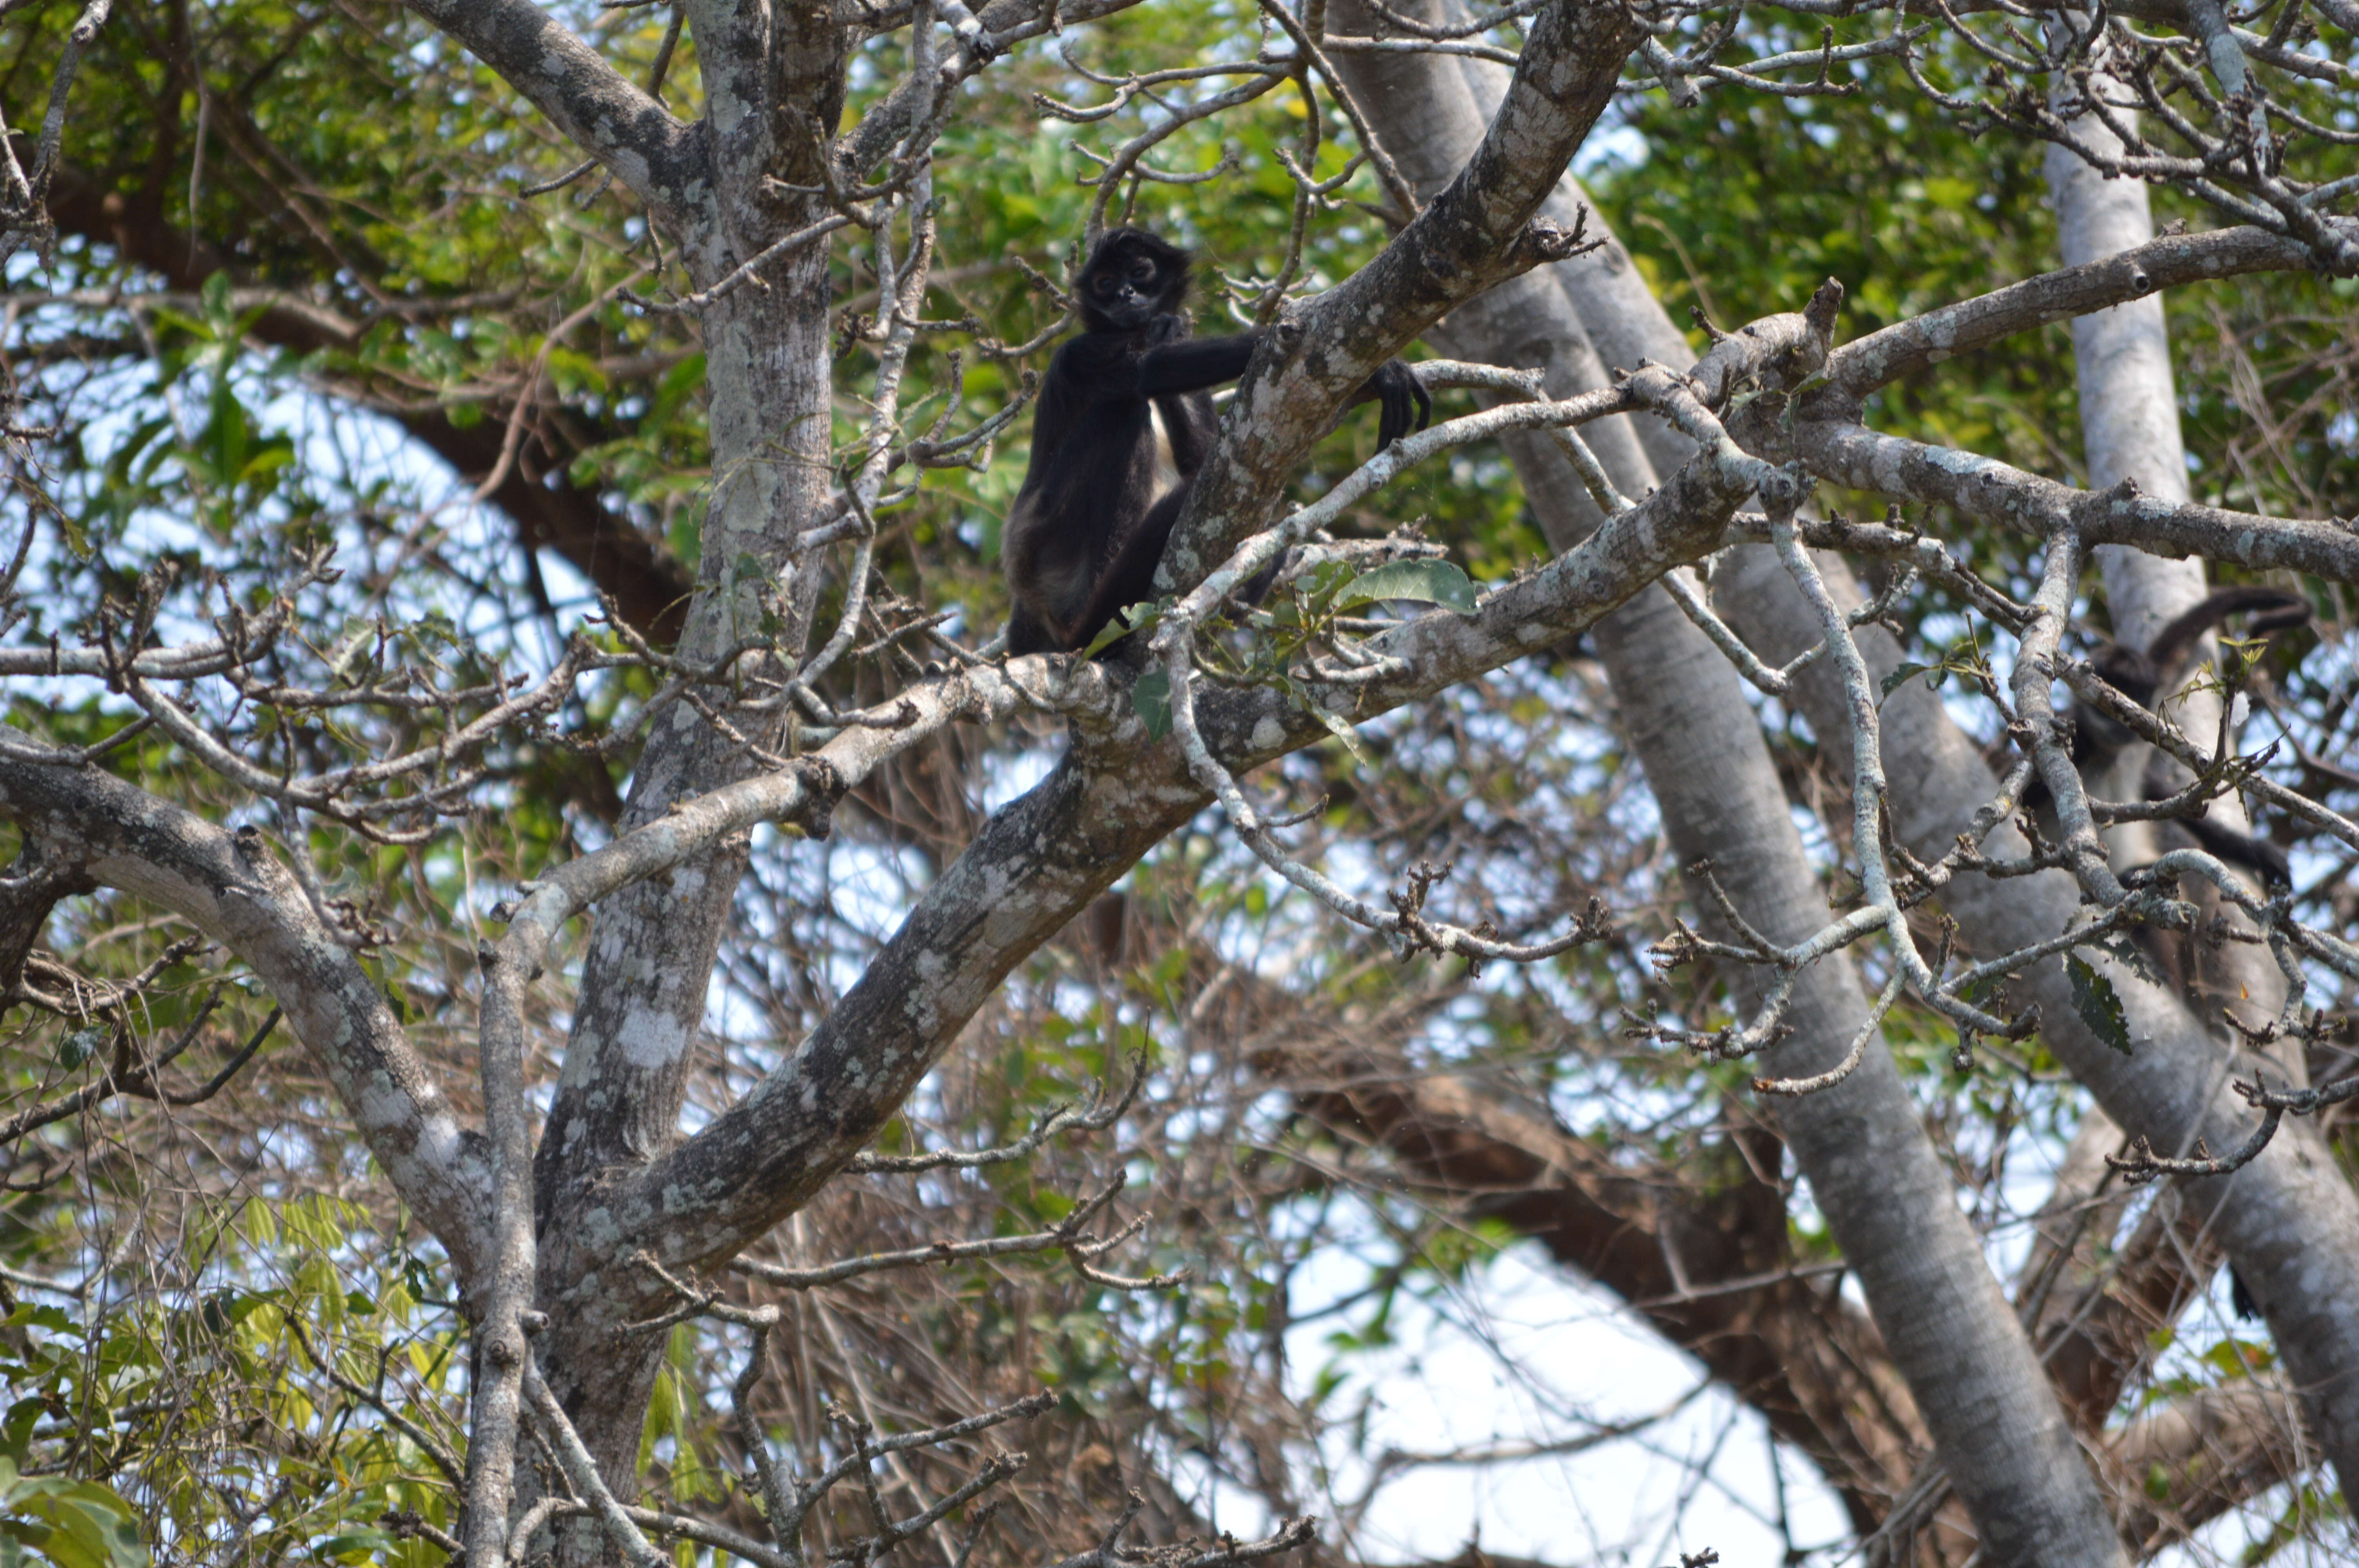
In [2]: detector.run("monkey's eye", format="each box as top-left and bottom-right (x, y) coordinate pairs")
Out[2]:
(1129, 260), (1155, 282)
(1093, 275), (1118, 296)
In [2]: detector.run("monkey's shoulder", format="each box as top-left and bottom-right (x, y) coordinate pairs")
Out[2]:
(1048, 327), (1154, 376)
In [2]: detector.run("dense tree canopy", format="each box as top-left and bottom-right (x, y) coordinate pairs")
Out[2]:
(0, 0), (2356, 1563)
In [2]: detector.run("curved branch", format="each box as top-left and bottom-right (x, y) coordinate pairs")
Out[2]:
(397, 0), (710, 241)
(1826, 221), (2356, 396)
(0, 739), (493, 1274)
(613, 412), (1753, 1274)
(1162, 0), (1644, 587)
(1797, 421), (2359, 585)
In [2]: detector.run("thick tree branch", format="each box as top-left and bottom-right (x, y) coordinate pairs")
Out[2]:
(1715, 543), (2359, 1507)
(2109, 1382), (2310, 1549)
(1825, 220), (2359, 397)
(0, 737), (493, 1274)
(610, 421), (1754, 1275)
(1161, 0), (1645, 587)
(1258, 1023), (1926, 1535)
(397, 0), (711, 241)
(1796, 421), (2359, 585)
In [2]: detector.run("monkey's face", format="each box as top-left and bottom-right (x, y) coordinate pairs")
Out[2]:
(1080, 240), (1181, 332)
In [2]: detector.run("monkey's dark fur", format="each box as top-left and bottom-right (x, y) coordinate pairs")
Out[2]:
(1002, 227), (1430, 655)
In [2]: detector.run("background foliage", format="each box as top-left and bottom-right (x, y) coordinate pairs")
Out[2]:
(2, 0), (2354, 1559)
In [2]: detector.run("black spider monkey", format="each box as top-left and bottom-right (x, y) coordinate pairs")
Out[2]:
(2060, 585), (2311, 887)
(1002, 227), (1431, 655)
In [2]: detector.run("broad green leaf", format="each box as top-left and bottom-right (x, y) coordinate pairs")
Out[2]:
(1879, 661), (1933, 700)
(0, 1461), (149, 1568)
(1303, 697), (1375, 770)
(2066, 956), (2132, 1055)
(2201, 1337), (2274, 1377)
(312, 1529), (397, 1564)
(1336, 559), (1477, 614)
(1131, 668), (1172, 739)
(57, 1028), (104, 1071)
(1082, 602), (1160, 658)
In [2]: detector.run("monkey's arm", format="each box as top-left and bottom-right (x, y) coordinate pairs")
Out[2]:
(1137, 333), (1431, 450)
(1136, 334), (1258, 396)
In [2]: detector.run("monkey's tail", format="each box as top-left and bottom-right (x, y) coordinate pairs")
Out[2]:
(2144, 585), (2311, 673)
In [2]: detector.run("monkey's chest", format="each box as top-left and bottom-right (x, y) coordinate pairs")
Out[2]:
(1147, 404), (1183, 504)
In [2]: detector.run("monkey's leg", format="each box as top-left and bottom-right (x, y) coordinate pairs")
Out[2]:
(1073, 486), (1189, 655)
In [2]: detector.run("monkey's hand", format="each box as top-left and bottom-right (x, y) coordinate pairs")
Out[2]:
(1145, 312), (1189, 347)
(1369, 359), (1432, 452)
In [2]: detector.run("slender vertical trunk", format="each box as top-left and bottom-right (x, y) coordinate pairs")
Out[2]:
(1723, 539), (2359, 1509)
(1332, 16), (2130, 1564)
(1440, 10), (2359, 1510)
(2044, 83), (2288, 1022)
(522, 2), (851, 1532)
(521, 232), (839, 1554)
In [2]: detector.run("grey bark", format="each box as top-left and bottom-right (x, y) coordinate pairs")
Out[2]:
(24, 0), (2355, 1555)
(1419, 18), (2359, 1510)
(527, 236), (843, 1496)
(1746, 69), (2359, 1506)
(331, 0), (1712, 1542)
(0, 742), (496, 1266)
(1162, 0), (1643, 584)
(1721, 546), (2359, 1504)
(0, 409), (1752, 1555)
(1332, 18), (2130, 1565)
(2044, 89), (2288, 1015)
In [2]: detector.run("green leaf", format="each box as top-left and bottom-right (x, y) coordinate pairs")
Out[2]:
(2, 1402), (41, 1469)
(1335, 559), (1477, 614)
(2066, 956), (2133, 1055)
(2201, 1337), (2274, 1378)
(543, 347), (609, 397)
(313, 1529), (398, 1563)
(57, 1028), (105, 1071)
(198, 271), (234, 328)
(1956, 971), (2005, 1010)
(1879, 661), (1934, 700)
(1303, 697), (1375, 769)
(651, 353), (707, 423)
(1081, 602), (1159, 658)
(0, 1461), (149, 1568)
(1289, 558), (1356, 616)
(1130, 668), (1172, 739)
(2080, 933), (2165, 990)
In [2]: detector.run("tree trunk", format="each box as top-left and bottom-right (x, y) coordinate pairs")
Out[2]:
(514, 0), (853, 1537)
(1256, 1020), (1930, 1535)
(2044, 78), (2291, 1025)
(1331, 16), (2130, 1564)
(1423, 15), (2359, 1510)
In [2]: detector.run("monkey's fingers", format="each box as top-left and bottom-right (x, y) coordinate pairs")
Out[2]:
(1369, 361), (1433, 452)
(1371, 366), (1409, 450)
